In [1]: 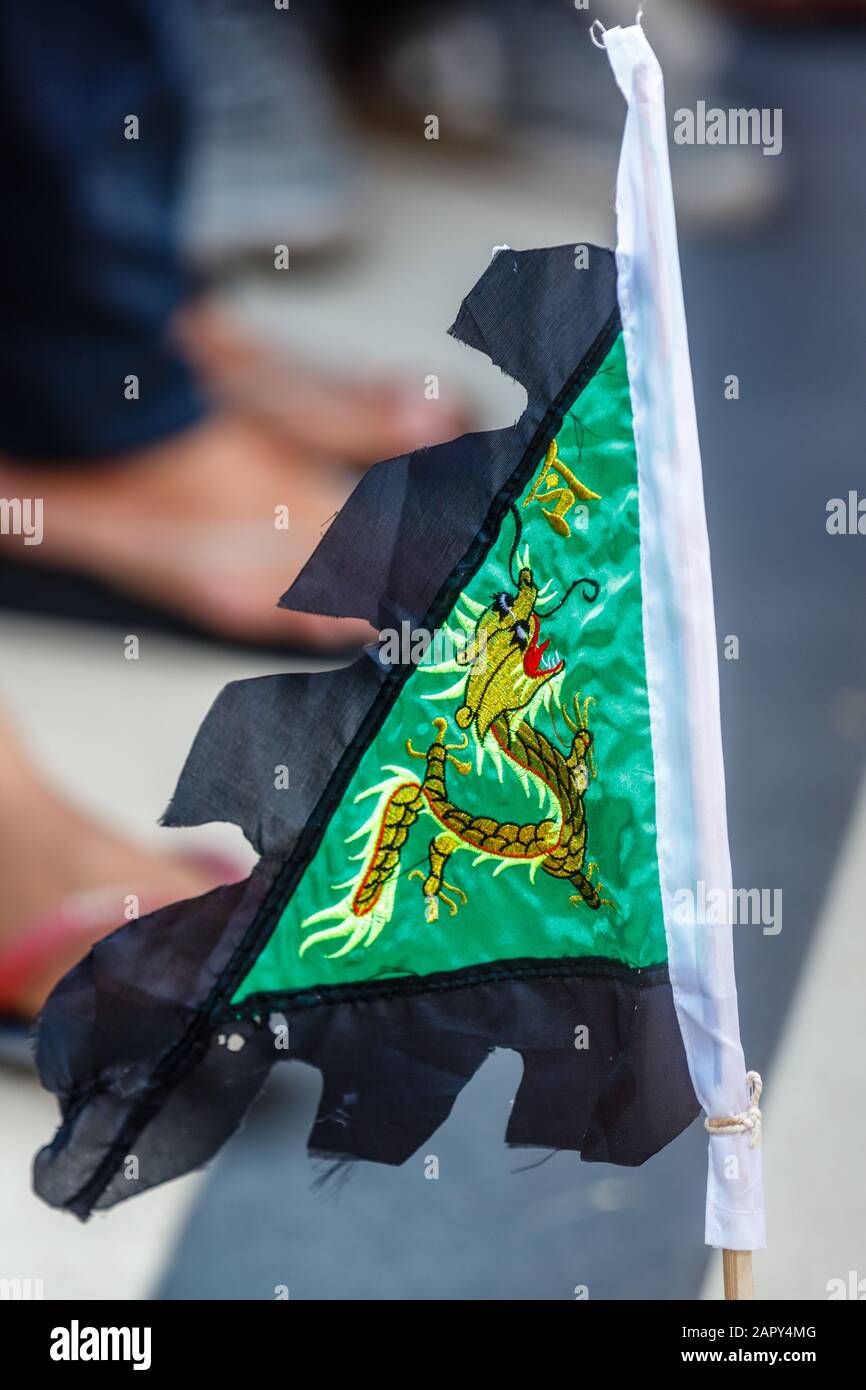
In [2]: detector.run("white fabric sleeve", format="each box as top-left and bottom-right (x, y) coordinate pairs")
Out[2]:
(602, 21), (766, 1251)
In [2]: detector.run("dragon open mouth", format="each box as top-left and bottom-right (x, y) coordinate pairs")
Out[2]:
(523, 612), (564, 680)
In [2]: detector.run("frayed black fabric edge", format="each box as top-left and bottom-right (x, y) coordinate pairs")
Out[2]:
(277, 245), (617, 630)
(78, 959), (699, 1200)
(40, 306), (622, 1220)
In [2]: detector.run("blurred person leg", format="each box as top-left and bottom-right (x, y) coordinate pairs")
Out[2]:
(0, 704), (238, 1024)
(0, 0), (457, 648)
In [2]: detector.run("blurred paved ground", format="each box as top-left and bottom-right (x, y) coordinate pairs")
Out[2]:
(1, 23), (865, 1301)
(702, 769), (866, 1301)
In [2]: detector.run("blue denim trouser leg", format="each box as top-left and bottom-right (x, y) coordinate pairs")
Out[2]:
(0, 0), (205, 460)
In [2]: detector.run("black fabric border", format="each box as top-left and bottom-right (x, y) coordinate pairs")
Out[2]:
(228, 953), (670, 1018)
(65, 962), (699, 1212)
(65, 306), (623, 1216)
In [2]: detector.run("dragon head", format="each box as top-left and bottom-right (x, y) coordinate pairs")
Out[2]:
(453, 508), (599, 741)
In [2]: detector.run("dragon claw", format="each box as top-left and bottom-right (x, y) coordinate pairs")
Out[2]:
(411, 867), (444, 922)
(413, 866), (467, 921)
(438, 878), (468, 917)
(447, 755), (472, 776)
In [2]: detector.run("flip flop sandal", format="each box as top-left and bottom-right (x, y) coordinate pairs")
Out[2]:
(0, 851), (244, 1070)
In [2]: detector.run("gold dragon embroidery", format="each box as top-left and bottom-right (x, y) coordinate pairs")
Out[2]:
(300, 506), (612, 958)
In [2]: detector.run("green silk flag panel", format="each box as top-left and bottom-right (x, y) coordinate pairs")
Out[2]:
(234, 333), (666, 999)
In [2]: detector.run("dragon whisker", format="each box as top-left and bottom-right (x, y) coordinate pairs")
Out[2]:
(560, 699), (578, 734)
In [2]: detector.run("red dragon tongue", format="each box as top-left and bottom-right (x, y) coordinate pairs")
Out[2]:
(523, 633), (549, 679)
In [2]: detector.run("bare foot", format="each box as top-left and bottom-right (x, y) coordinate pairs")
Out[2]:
(0, 718), (230, 1020)
(0, 411), (375, 648)
(178, 305), (470, 466)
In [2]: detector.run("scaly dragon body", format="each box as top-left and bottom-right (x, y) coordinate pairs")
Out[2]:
(300, 511), (608, 958)
(348, 710), (598, 924)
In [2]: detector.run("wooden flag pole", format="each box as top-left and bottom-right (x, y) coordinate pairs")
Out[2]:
(722, 1250), (753, 1301)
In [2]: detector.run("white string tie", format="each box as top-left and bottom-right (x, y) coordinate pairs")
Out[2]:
(705, 1071), (763, 1149)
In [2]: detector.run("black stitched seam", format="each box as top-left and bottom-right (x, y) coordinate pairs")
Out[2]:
(68, 304), (622, 1216)
(227, 954), (670, 1018)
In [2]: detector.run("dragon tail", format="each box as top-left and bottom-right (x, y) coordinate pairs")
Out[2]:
(299, 768), (424, 957)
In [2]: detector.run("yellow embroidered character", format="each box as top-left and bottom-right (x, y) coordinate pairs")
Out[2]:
(523, 440), (601, 539)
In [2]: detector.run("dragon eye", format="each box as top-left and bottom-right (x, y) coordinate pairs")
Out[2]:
(512, 622), (529, 650)
(493, 591), (515, 617)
